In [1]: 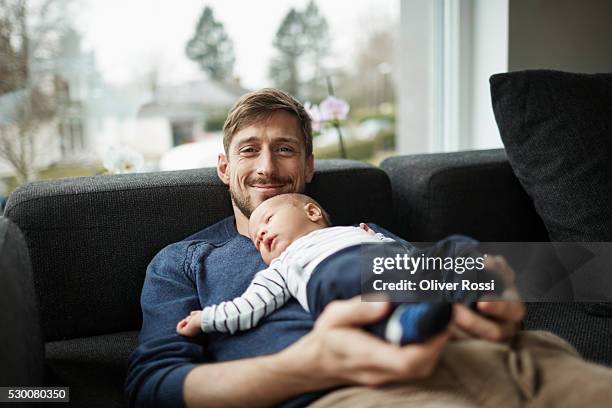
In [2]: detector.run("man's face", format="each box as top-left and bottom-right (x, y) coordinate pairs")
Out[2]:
(248, 197), (315, 264)
(217, 110), (314, 219)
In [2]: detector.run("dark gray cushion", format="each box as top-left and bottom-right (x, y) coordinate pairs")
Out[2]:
(4, 160), (392, 341)
(380, 149), (548, 242)
(491, 70), (612, 360)
(490, 70), (612, 242)
(0, 217), (44, 386)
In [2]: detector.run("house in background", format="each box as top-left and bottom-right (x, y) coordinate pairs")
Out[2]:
(133, 79), (249, 171)
(138, 79), (249, 147)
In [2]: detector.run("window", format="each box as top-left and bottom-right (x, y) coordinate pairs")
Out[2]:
(396, 0), (508, 154)
(1, 0), (400, 186)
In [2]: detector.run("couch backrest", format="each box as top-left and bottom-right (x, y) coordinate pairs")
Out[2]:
(380, 149), (549, 242)
(4, 160), (392, 341)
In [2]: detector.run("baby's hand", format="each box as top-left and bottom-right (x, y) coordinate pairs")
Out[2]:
(359, 223), (376, 236)
(176, 310), (203, 337)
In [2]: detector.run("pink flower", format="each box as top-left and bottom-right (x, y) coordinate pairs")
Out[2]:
(319, 96), (350, 121)
(305, 102), (323, 132)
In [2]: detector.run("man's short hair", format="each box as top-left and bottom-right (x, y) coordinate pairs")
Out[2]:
(222, 88), (313, 157)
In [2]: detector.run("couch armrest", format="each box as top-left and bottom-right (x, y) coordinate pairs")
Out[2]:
(380, 149), (548, 242)
(0, 217), (44, 386)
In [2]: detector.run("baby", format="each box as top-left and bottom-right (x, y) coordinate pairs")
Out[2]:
(175, 193), (474, 344)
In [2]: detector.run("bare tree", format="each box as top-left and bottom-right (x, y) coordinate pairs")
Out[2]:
(0, 89), (56, 184)
(0, 0), (29, 94)
(0, 0), (73, 184)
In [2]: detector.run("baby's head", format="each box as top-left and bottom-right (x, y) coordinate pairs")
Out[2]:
(249, 193), (331, 264)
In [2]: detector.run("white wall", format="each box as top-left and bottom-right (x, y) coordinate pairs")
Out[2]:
(469, 0), (508, 150)
(397, 0), (435, 155)
(508, 0), (612, 73)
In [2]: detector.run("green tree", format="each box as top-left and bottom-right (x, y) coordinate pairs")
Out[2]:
(269, 1), (330, 100)
(269, 8), (305, 96)
(301, 0), (331, 101)
(186, 6), (235, 80)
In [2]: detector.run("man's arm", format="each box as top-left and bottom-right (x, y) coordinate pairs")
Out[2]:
(126, 242), (206, 407)
(183, 297), (449, 408)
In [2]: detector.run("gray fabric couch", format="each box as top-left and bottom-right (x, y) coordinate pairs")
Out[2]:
(1, 149), (610, 407)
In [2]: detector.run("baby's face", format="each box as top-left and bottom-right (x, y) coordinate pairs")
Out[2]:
(249, 197), (318, 264)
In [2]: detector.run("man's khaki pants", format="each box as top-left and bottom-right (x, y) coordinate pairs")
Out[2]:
(310, 331), (612, 407)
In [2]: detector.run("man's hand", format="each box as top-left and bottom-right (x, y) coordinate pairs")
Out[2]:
(280, 296), (449, 390)
(451, 255), (525, 341)
(184, 297), (449, 407)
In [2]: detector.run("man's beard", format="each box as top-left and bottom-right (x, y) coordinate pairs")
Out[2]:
(230, 175), (296, 219)
(231, 187), (255, 218)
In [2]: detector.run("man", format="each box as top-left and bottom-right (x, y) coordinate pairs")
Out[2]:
(125, 88), (524, 407)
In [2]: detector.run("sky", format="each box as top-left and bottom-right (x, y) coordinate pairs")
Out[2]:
(76, 0), (399, 90)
